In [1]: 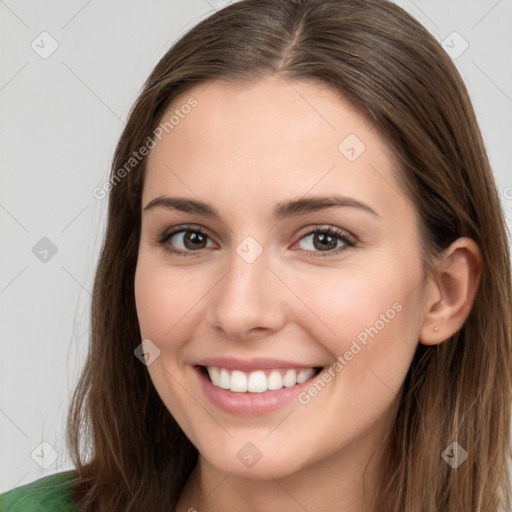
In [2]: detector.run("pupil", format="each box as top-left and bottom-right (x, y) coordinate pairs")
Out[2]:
(185, 231), (206, 249)
(314, 233), (336, 251)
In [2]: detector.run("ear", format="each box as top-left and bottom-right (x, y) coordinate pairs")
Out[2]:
(419, 237), (482, 346)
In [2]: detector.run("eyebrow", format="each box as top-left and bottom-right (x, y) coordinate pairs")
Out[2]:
(143, 194), (379, 220)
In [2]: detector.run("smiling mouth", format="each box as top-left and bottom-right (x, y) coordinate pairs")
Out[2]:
(198, 365), (323, 393)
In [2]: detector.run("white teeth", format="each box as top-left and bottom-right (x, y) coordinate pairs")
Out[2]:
(230, 370), (247, 392)
(247, 371), (267, 393)
(205, 366), (317, 393)
(282, 369), (297, 387)
(267, 370), (282, 391)
(208, 367), (219, 383)
(297, 368), (315, 383)
(218, 369), (230, 389)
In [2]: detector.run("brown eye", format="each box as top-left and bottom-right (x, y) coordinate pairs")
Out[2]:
(158, 226), (215, 256)
(295, 226), (356, 257)
(181, 231), (208, 250)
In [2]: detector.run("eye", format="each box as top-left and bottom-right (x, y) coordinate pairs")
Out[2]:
(293, 225), (356, 257)
(157, 225), (216, 256)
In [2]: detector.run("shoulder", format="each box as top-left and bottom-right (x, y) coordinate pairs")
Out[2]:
(0, 471), (76, 511)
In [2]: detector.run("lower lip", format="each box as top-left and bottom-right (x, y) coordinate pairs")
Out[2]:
(195, 366), (320, 416)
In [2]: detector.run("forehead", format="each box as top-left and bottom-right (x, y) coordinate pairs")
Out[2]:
(143, 75), (407, 218)
(149, 75), (377, 159)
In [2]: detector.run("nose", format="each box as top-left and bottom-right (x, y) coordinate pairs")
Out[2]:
(206, 247), (288, 341)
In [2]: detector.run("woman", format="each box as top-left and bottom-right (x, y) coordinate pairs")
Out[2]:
(1, 0), (510, 510)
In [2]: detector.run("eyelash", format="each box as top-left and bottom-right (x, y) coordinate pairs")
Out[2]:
(156, 224), (356, 259)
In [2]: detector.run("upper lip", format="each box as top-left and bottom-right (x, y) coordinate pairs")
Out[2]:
(195, 357), (322, 372)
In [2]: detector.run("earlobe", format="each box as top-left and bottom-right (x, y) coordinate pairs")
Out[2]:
(419, 237), (482, 346)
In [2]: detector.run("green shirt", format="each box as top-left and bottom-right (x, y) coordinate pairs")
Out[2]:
(0, 471), (76, 511)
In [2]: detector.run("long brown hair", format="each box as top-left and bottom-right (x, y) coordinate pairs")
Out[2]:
(67, 0), (512, 510)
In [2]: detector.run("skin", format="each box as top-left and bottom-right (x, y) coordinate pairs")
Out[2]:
(134, 75), (482, 512)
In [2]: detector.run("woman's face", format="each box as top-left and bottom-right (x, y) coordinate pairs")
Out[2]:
(135, 75), (429, 480)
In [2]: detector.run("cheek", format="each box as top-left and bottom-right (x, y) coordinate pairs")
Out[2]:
(285, 281), (421, 450)
(134, 260), (204, 429)
(134, 260), (204, 343)
(288, 262), (420, 342)
(286, 255), (424, 396)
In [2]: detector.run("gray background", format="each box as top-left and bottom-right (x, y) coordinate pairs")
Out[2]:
(1, 0), (511, 491)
